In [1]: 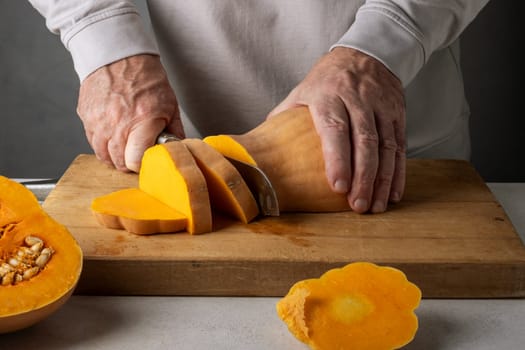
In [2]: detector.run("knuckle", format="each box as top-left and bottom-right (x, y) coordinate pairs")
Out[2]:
(329, 71), (360, 98)
(359, 176), (377, 187)
(107, 139), (121, 153)
(380, 138), (398, 152)
(354, 166), (378, 187)
(360, 80), (381, 99)
(332, 70), (354, 87)
(105, 101), (124, 119)
(319, 115), (349, 133)
(354, 131), (379, 148)
(396, 140), (407, 155)
(312, 105), (350, 136)
(375, 171), (394, 187)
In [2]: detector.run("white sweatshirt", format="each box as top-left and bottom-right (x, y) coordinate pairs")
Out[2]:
(28, 0), (489, 159)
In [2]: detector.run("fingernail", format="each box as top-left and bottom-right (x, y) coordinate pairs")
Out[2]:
(334, 179), (349, 193)
(353, 198), (368, 212)
(371, 200), (385, 213)
(391, 192), (400, 202)
(125, 158), (141, 173)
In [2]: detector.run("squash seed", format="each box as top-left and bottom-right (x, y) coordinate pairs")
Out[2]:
(1, 272), (14, 286)
(30, 241), (44, 253)
(0, 263), (14, 275)
(14, 273), (23, 284)
(0, 234), (53, 286)
(40, 247), (55, 256)
(20, 247), (36, 257)
(35, 252), (51, 268)
(8, 258), (20, 267)
(24, 235), (43, 246)
(23, 267), (40, 280)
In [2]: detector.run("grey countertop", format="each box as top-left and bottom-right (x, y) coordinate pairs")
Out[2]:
(2, 183), (525, 350)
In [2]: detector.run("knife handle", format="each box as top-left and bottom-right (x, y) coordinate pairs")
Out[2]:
(157, 132), (181, 144)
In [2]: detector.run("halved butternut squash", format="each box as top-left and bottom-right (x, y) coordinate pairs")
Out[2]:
(0, 176), (83, 333)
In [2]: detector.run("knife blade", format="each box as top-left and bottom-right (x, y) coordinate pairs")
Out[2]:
(222, 155), (279, 216)
(156, 132), (279, 216)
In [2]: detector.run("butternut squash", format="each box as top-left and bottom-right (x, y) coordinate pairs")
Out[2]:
(92, 137), (261, 235)
(139, 142), (212, 234)
(276, 262), (421, 350)
(91, 188), (187, 234)
(204, 106), (349, 212)
(92, 107), (353, 234)
(0, 176), (83, 333)
(182, 138), (259, 224)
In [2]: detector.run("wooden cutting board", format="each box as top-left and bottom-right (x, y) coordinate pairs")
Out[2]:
(42, 155), (525, 298)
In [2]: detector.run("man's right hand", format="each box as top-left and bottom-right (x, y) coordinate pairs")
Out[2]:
(77, 54), (184, 173)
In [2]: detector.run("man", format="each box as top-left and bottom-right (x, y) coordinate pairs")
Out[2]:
(29, 0), (489, 213)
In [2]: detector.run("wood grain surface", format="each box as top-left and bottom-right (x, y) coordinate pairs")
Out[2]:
(42, 155), (525, 297)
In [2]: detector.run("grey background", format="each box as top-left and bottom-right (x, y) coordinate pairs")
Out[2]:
(0, 1), (523, 181)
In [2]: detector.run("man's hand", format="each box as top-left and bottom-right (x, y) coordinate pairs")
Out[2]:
(77, 54), (184, 172)
(268, 47), (406, 213)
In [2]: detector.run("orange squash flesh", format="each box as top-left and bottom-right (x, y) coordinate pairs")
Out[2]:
(91, 188), (187, 234)
(182, 138), (259, 224)
(203, 135), (257, 166)
(139, 142), (212, 234)
(204, 106), (349, 212)
(0, 176), (83, 333)
(277, 262), (421, 350)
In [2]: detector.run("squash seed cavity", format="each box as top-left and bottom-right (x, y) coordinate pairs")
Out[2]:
(0, 235), (54, 286)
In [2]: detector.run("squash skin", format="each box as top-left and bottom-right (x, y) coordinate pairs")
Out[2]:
(0, 176), (83, 333)
(204, 106), (350, 212)
(276, 262), (422, 350)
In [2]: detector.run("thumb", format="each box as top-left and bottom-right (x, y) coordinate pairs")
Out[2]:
(165, 111), (186, 139)
(124, 118), (167, 173)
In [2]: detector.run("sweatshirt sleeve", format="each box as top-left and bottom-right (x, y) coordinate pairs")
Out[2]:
(331, 0), (490, 86)
(28, 0), (160, 81)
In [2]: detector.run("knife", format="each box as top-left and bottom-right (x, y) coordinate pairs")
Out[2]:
(156, 132), (279, 216)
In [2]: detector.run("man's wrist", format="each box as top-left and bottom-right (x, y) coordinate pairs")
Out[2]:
(331, 6), (425, 86)
(68, 11), (159, 81)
